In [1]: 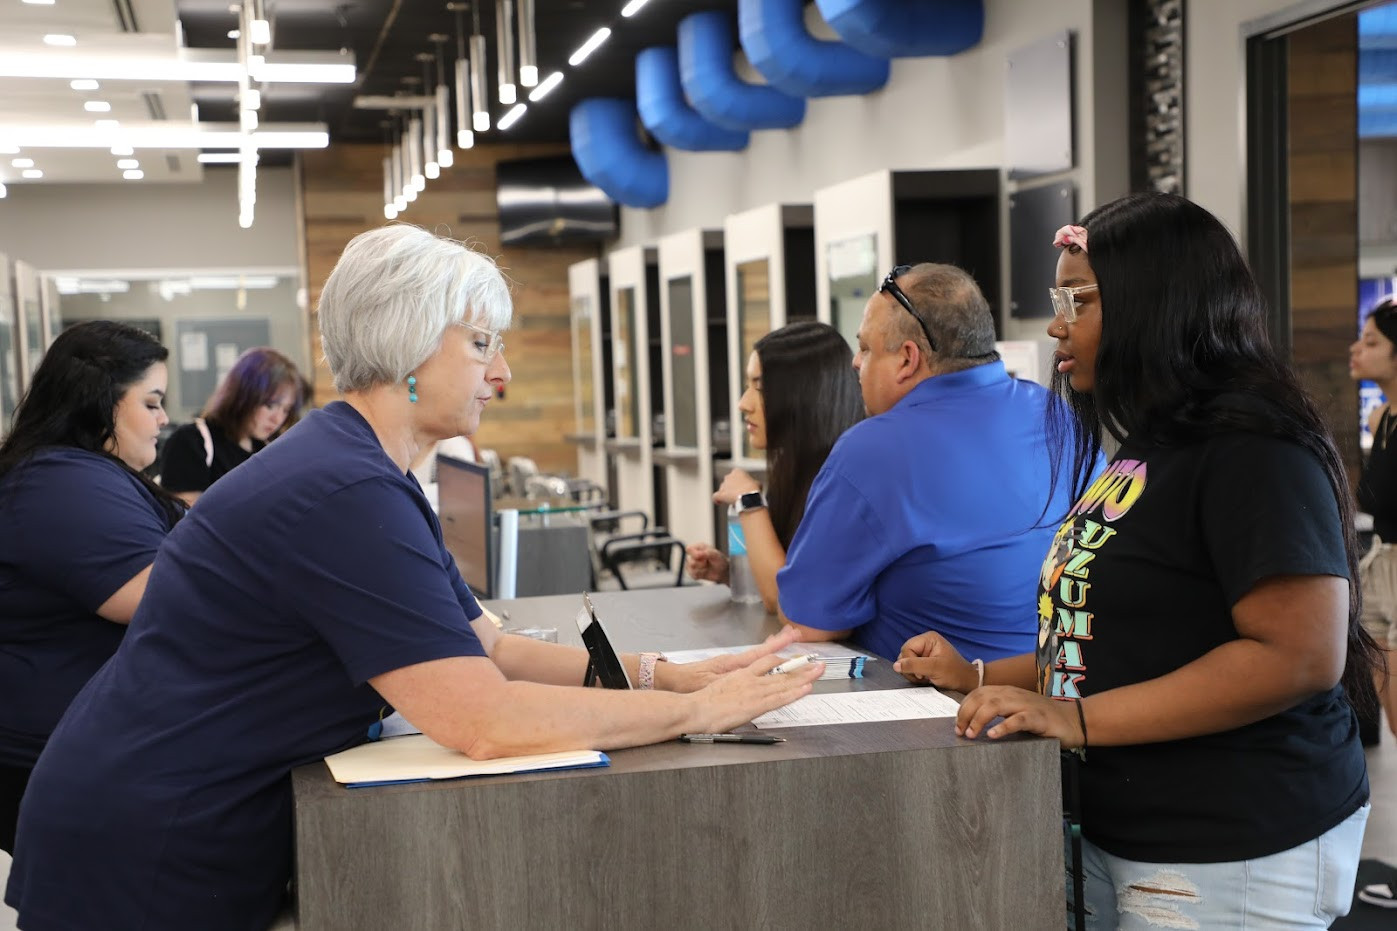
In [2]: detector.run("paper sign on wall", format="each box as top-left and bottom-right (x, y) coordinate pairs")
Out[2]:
(180, 331), (208, 371)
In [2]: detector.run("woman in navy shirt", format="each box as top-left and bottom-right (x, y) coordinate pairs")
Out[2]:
(6, 226), (820, 930)
(0, 320), (184, 853)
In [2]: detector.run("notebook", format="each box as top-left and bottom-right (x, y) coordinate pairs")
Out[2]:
(324, 733), (609, 788)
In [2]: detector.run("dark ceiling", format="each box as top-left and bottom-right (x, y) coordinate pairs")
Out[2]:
(176, 0), (739, 148)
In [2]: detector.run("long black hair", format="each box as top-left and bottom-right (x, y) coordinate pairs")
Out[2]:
(1045, 191), (1380, 701)
(0, 320), (185, 527)
(755, 321), (864, 548)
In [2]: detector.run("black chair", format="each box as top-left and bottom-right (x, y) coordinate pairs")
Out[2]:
(599, 530), (687, 590)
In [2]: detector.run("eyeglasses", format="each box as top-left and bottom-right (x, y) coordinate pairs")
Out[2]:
(880, 265), (937, 354)
(461, 321), (505, 362)
(1048, 284), (1098, 323)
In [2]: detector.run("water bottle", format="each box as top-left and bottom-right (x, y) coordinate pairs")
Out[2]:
(727, 504), (762, 604)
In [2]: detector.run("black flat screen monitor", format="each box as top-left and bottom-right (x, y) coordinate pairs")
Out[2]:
(437, 454), (495, 599)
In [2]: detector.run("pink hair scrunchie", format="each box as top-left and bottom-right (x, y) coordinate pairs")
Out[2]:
(1053, 225), (1088, 253)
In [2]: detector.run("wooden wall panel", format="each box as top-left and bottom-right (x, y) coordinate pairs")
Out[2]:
(1287, 14), (1359, 481)
(300, 143), (601, 475)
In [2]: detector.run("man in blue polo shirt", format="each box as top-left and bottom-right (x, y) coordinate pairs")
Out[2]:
(777, 262), (1082, 663)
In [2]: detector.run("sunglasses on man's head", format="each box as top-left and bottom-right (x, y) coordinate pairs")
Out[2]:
(880, 265), (938, 354)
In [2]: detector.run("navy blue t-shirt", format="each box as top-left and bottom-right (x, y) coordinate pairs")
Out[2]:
(0, 448), (171, 768)
(7, 403), (487, 930)
(779, 363), (1089, 662)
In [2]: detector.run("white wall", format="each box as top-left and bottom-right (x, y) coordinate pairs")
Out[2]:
(0, 166), (300, 274)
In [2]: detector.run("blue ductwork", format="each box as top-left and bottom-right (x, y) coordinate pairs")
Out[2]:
(739, 0), (889, 97)
(678, 11), (805, 132)
(569, 98), (668, 209)
(815, 0), (983, 58)
(636, 47), (749, 152)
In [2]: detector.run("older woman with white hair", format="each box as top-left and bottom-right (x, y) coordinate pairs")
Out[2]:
(5, 226), (820, 931)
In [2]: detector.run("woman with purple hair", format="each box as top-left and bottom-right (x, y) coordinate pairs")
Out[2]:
(159, 347), (306, 504)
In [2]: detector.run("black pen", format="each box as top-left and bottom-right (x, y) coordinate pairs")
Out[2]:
(679, 733), (785, 745)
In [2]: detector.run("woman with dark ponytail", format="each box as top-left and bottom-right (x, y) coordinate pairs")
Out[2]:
(897, 192), (1377, 927)
(0, 320), (184, 853)
(684, 321), (863, 613)
(1350, 297), (1397, 743)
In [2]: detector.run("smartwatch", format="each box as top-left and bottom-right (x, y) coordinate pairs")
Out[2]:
(735, 490), (767, 514)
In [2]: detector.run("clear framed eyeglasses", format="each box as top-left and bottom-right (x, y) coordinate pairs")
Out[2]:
(461, 321), (505, 362)
(1048, 284), (1098, 323)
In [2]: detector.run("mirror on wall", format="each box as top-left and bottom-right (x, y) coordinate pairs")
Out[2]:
(667, 276), (697, 448)
(736, 258), (772, 461)
(0, 256), (18, 436)
(826, 233), (878, 350)
(614, 286), (639, 438)
(572, 294), (595, 434)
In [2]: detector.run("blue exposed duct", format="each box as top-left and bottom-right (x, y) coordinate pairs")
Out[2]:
(815, 0), (983, 59)
(569, 98), (668, 209)
(678, 11), (805, 132)
(636, 47), (749, 152)
(739, 0), (889, 97)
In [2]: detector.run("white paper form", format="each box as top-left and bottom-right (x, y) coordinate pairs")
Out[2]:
(752, 687), (961, 729)
(662, 642), (873, 664)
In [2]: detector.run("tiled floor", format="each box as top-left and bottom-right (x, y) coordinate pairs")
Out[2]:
(0, 725), (1393, 931)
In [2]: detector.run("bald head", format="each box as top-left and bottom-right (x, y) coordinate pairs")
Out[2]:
(884, 263), (999, 371)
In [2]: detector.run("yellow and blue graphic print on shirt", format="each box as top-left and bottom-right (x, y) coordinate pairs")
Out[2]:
(1035, 458), (1148, 699)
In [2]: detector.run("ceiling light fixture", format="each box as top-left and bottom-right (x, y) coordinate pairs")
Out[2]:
(70, 78), (99, 90)
(416, 54), (440, 180)
(495, 0), (516, 105)
(528, 71), (562, 102)
(111, 144), (133, 155)
(0, 124), (328, 149)
(517, 0), (538, 86)
(407, 116), (425, 191)
(94, 119), (119, 129)
(22, 0), (56, 5)
(83, 100), (111, 112)
(568, 28), (611, 66)
(197, 152), (241, 163)
(469, 3), (490, 131)
(0, 183), (7, 199)
(0, 48), (355, 84)
(123, 169), (143, 180)
(497, 103), (526, 130)
(12, 158), (34, 168)
(431, 36), (453, 168)
(21, 169), (43, 179)
(0, 144), (18, 155)
(116, 158), (139, 169)
(450, 4), (475, 150)
(43, 34), (77, 47)
(620, 0), (651, 16)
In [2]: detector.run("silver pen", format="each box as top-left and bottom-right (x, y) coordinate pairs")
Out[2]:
(767, 653), (821, 675)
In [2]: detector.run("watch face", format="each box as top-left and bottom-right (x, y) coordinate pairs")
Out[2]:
(739, 491), (765, 511)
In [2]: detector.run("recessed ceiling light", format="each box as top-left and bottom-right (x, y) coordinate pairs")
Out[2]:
(21, 169), (43, 179)
(197, 152), (241, 164)
(528, 72), (563, 102)
(116, 158), (139, 169)
(568, 28), (611, 66)
(70, 78), (99, 90)
(0, 183), (7, 199)
(0, 144), (18, 155)
(22, 0), (57, 5)
(43, 34), (77, 47)
(11, 158), (34, 168)
(227, 29), (240, 40)
(498, 104), (527, 130)
(122, 169), (144, 180)
(83, 100), (111, 112)
(110, 144), (134, 156)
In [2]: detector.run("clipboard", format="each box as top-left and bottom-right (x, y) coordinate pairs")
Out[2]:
(577, 592), (633, 689)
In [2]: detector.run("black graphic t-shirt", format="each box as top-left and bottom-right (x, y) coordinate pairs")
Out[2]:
(1358, 407), (1397, 540)
(1036, 432), (1368, 863)
(159, 420), (264, 494)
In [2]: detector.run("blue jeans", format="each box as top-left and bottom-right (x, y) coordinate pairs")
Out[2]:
(1067, 803), (1369, 929)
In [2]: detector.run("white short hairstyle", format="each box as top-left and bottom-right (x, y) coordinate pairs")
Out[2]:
(318, 224), (513, 393)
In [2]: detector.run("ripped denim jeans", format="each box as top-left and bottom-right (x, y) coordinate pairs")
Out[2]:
(1067, 804), (1369, 929)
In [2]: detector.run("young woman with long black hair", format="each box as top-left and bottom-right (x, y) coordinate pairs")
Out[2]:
(685, 321), (863, 613)
(896, 192), (1378, 928)
(0, 321), (184, 853)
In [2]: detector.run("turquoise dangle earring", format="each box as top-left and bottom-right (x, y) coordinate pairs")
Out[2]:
(407, 375), (418, 403)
